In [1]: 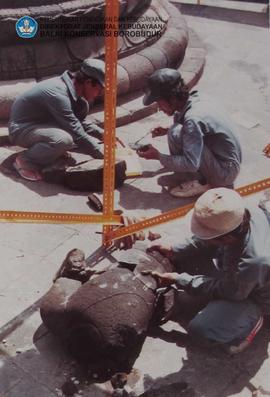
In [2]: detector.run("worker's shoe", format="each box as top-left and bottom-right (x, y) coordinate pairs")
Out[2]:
(169, 180), (210, 198)
(13, 154), (42, 181)
(226, 316), (264, 355)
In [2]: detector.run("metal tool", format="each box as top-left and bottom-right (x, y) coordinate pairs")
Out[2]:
(129, 131), (152, 150)
(140, 269), (153, 276)
(87, 193), (103, 212)
(107, 177), (270, 242)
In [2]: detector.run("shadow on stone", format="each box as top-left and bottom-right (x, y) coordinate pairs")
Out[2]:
(119, 183), (193, 212)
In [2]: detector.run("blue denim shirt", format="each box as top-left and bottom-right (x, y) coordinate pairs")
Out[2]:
(8, 71), (103, 158)
(159, 92), (242, 172)
(172, 206), (270, 313)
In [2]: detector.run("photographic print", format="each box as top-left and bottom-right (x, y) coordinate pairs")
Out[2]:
(0, 0), (270, 396)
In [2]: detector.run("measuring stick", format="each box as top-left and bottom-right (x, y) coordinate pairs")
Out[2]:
(107, 177), (270, 242)
(102, 0), (119, 246)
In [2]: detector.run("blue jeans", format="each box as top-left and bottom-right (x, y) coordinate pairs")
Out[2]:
(188, 299), (262, 346)
(167, 124), (240, 187)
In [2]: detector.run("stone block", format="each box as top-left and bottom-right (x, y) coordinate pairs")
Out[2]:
(151, 0), (170, 22)
(34, 41), (76, 79)
(184, 47), (207, 60)
(156, 36), (185, 67)
(5, 376), (57, 397)
(121, 95), (157, 124)
(90, 111), (104, 126)
(0, 43), (38, 81)
(117, 64), (130, 96)
(188, 29), (204, 48)
(130, 102), (157, 124)
(180, 70), (197, 87)
(165, 0), (188, 29)
(139, 47), (169, 70)
(58, 0), (96, 13)
(181, 56), (205, 74)
(35, 41), (69, 70)
(0, 358), (24, 395)
(0, 7), (29, 18)
(166, 27), (189, 49)
(181, 70), (200, 90)
(116, 106), (132, 127)
(28, 4), (62, 17)
(165, 25), (190, 48)
(119, 54), (155, 92)
(67, 36), (104, 61)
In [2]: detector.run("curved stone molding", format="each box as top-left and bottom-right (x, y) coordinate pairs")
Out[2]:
(0, 1), (168, 81)
(0, 0), (151, 45)
(0, 0), (189, 120)
(0, 27), (205, 134)
(90, 28), (206, 128)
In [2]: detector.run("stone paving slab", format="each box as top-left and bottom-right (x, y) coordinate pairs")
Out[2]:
(0, 223), (102, 328)
(175, 0), (269, 14)
(1, 304), (269, 397)
(178, 0), (269, 27)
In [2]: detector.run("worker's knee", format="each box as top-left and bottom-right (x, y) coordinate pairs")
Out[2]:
(51, 131), (74, 150)
(60, 134), (74, 149)
(188, 316), (212, 343)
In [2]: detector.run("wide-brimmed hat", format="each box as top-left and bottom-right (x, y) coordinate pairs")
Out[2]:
(143, 68), (182, 106)
(189, 188), (245, 240)
(80, 58), (105, 87)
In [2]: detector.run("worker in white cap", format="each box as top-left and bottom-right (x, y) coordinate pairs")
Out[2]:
(9, 58), (105, 181)
(145, 187), (270, 353)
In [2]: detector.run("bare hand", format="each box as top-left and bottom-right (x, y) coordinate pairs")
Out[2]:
(137, 144), (160, 160)
(146, 244), (173, 259)
(151, 271), (180, 287)
(151, 126), (168, 138)
(113, 216), (145, 250)
(263, 143), (270, 157)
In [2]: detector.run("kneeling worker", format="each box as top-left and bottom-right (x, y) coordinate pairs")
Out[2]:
(139, 68), (242, 198)
(9, 59), (105, 181)
(147, 188), (270, 353)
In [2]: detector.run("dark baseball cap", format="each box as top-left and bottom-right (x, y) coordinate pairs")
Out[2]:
(143, 68), (182, 106)
(80, 58), (105, 87)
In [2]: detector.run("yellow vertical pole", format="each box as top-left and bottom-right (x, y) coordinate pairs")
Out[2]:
(102, 0), (119, 247)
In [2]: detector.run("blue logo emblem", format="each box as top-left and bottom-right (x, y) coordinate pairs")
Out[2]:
(16, 16), (38, 38)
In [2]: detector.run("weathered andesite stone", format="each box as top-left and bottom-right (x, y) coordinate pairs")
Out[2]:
(42, 159), (127, 191)
(40, 248), (174, 374)
(0, 0), (189, 120)
(53, 249), (92, 283)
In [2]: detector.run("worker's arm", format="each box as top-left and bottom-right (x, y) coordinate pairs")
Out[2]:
(158, 119), (204, 172)
(175, 257), (268, 301)
(82, 120), (104, 142)
(46, 93), (104, 159)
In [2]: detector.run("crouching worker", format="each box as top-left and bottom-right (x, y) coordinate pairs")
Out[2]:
(145, 188), (270, 353)
(139, 68), (242, 198)
(8, 59), (105, 181)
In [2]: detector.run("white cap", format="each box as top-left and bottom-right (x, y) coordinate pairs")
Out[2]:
(190, 188), (245, 240)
